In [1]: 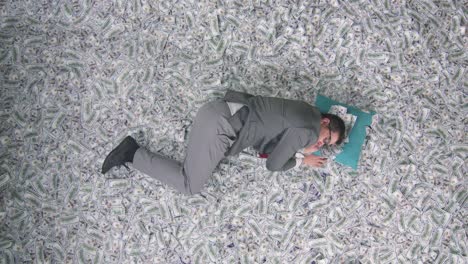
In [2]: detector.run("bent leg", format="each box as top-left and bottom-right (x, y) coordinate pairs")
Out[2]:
(133, 148), (190, 194)
(182, 100), (236, 193)
(132, 100), (236, 195)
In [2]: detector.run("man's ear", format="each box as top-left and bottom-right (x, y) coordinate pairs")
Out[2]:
(320, 117), (330, 125)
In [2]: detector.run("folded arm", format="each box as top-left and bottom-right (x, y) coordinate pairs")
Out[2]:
(266, 128), (316, 171)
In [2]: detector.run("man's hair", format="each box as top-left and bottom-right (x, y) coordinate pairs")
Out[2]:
(321, 113), (346, 145)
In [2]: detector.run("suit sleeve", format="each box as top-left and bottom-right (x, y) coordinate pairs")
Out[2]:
(265, 128), (315, 171)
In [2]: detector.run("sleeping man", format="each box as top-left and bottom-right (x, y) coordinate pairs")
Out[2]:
(102, 90), (346, 195)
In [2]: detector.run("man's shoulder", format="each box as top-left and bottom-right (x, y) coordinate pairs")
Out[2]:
(224, 90), (254, 103)
(283, 100), (321, 128)
(224, 90), (320, 118)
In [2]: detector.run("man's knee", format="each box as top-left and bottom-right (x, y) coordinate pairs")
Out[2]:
(186, 183), (204, 195)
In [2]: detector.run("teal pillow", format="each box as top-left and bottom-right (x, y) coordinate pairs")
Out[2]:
(314, 95), (375, 170)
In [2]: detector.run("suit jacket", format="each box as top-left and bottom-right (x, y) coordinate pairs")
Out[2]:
(224, 90), (321, 171)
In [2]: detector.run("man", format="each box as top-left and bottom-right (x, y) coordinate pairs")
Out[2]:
(102, 90), (346, 195)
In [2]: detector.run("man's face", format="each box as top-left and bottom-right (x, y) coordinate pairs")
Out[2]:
(311, 118), (340, 149)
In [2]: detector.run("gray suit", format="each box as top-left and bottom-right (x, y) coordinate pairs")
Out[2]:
(133, 90), (321, 195)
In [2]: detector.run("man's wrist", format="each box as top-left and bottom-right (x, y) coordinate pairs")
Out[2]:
(294, 152), (305, 168)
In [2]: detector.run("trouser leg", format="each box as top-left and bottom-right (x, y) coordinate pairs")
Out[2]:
(132, 100), (236, 195)
(133, 148), (189, 193)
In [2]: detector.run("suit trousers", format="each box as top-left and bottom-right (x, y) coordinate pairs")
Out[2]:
(132, 99), (237, 195)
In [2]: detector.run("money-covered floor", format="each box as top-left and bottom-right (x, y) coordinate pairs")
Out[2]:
(0, 1), (466, 263)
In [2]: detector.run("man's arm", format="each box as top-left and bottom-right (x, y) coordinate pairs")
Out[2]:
(303, 144), (319, 154)
(266, 128), (314, 171)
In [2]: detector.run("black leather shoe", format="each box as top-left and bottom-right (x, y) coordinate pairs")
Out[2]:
(101, 136), (139, 174)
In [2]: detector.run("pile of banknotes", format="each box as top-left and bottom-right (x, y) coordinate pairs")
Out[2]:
(0, 0), (466, 263)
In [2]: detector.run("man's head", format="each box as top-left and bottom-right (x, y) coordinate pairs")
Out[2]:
(314, 113), (346, 148)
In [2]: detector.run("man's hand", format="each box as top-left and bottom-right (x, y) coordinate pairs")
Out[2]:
(303, 154), (328, 167)
(303, 144), (318, 154)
